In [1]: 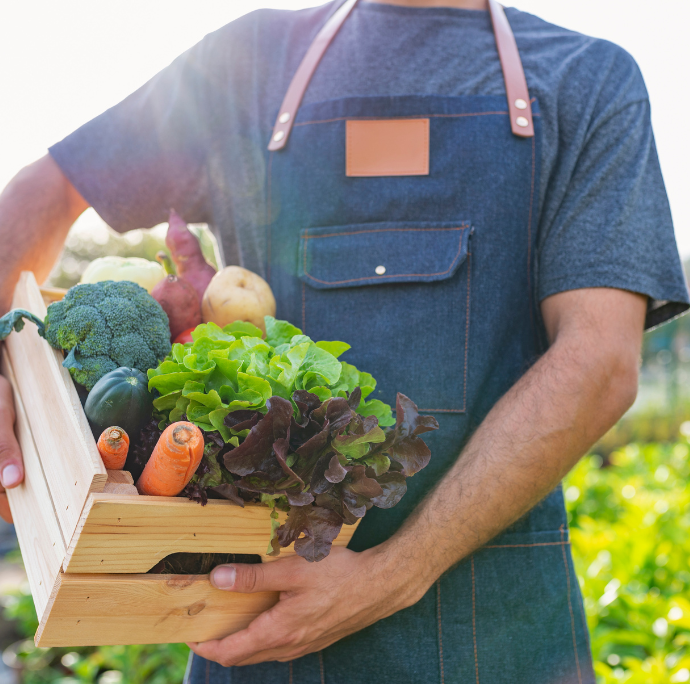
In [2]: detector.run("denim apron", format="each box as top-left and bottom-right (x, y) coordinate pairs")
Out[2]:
(188, 2), (595, 682)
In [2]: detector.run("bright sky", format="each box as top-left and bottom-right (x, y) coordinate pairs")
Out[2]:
(1, 0), (688, 254)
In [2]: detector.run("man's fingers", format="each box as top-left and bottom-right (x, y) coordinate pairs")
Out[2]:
(0, 375), (23, 491)
(210, 558), (298, 593)
(188, 607), (301, 666)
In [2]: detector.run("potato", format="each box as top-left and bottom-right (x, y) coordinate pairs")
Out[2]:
(201, 266), (276, 332)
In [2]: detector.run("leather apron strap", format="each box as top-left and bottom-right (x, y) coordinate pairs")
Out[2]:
(268, 0), (534, 151)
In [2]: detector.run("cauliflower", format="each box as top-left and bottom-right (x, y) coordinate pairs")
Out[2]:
(43, 280), (171, 390)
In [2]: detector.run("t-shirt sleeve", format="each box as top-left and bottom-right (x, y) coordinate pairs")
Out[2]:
(537, 45), (689, 329)
(49, 34), (220, 232)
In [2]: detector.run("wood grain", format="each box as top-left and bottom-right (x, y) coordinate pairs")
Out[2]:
(64, 495), (359, 573)
(5, 273), (107, 543)
(106, 470), (134, 485)
(1, 352), (65, 620)
(36, 572), (278, 647)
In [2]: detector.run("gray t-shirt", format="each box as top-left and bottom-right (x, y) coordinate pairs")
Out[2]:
(49, 1), (689, 327)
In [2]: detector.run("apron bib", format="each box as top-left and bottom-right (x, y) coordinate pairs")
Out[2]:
(189, 2), (594, 681)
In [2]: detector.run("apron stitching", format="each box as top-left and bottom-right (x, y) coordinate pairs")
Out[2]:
(318, 651), (325, 684)
(302, 227), (468, 285)
(289, 660), (293, 684)
(463, 251), (471, 414)
(561, 525), (583, 684)
(291, 111), (542, 128)
(293, 111), (509, 127)
(305, 226), (467, 239)
(436, 580), (445, 684)
(416, 408), (466, 413)
(267, 151), (274, 282)
(471, 557), (479, 684)
(484, 540), (570, 549)
(302, 281), (306, 331)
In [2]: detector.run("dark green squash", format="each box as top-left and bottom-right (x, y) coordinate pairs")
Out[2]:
(84, 367), (153, 440)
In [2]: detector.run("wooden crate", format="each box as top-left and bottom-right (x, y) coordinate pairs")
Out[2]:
(2, 272), (359, 647)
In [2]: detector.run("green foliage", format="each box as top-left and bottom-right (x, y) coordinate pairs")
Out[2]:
(2, 587), (188, 683)
(149, 317), (395, 441)
(565, 441), (690, 682)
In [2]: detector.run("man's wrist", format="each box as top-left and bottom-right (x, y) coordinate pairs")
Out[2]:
(363, 538), (437, 610)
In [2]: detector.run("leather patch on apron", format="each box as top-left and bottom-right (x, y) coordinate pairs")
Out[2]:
(346, 119), (430, 177)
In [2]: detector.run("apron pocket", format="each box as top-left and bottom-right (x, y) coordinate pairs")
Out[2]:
(298, 221), (472, 412)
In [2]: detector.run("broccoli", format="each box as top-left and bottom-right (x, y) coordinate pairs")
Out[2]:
(43, 280), (171, 390)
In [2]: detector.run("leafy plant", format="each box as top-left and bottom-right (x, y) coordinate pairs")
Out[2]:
(565, 440), (690, 682)
(150, 317), (438, 561)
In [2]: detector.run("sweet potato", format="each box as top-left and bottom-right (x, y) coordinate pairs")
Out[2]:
(151, 273), (202, 341)
(166, 210), (216, 302)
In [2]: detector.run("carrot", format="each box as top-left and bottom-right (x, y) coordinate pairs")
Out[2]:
(136, 421), (204, 496)
(97, 426), (129, 470)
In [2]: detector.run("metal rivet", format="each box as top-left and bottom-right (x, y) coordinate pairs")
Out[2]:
(516, 116), (529, 128)
(278, 112), (291, 124)
(375, 265), (386, 275)
(273, 130), (285, 143)
(515, 99), (528, 110)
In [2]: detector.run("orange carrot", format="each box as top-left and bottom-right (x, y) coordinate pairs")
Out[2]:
(136, 421), (204, 496)
(97, 427), (129, 470)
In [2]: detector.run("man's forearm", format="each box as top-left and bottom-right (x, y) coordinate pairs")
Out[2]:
(0, 154), (88, 312)
(381, 290), (646, 603)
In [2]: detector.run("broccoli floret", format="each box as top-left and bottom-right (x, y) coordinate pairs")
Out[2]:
(69, 356), (118, 389)
(44, 280), (171, 390)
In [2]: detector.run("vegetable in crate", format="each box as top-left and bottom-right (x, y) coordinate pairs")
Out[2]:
(85, 367), (152, 441)
(137, 421), (205, 496)
(151, 252), (202, 340)
(148, 316), (438, 561)
(202, 266), (276, 333)
(96, 426), (129, 470)
(166, 209), (216, 302)
(80, 256), (166, 293)
(0, 281), (171, 390)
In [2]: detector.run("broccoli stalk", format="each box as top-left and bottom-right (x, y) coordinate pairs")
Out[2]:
(0, 309), (45, 340)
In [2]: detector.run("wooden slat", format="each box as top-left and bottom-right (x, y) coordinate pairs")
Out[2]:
(106, 470), (134, 485)
(36, 573), (278, 647)
(64, 495), (359, 573)
(39, 286), (67, 303)
(1, 352), (65, 620)
(5, 272), (107, 543)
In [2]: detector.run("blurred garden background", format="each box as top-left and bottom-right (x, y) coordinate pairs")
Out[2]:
(0, 214), (687, 682)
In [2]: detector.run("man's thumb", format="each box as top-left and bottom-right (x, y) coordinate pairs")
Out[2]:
(211, 563), (270, 593)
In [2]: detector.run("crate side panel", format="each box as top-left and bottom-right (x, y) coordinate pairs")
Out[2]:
(65, 497), (286, 573)
(65, 496), (359, 573)
(18, 273), (106, 491)
(6, 272), (106, 542)
(1, 353), (65, 619)
(36, 573), (277, 647)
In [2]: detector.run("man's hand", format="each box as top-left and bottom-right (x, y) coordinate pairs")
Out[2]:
(188, 546), (419, 666)
(0, 374), (24, 522)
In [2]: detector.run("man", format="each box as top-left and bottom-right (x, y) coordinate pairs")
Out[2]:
(0, 0), (687, 681)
